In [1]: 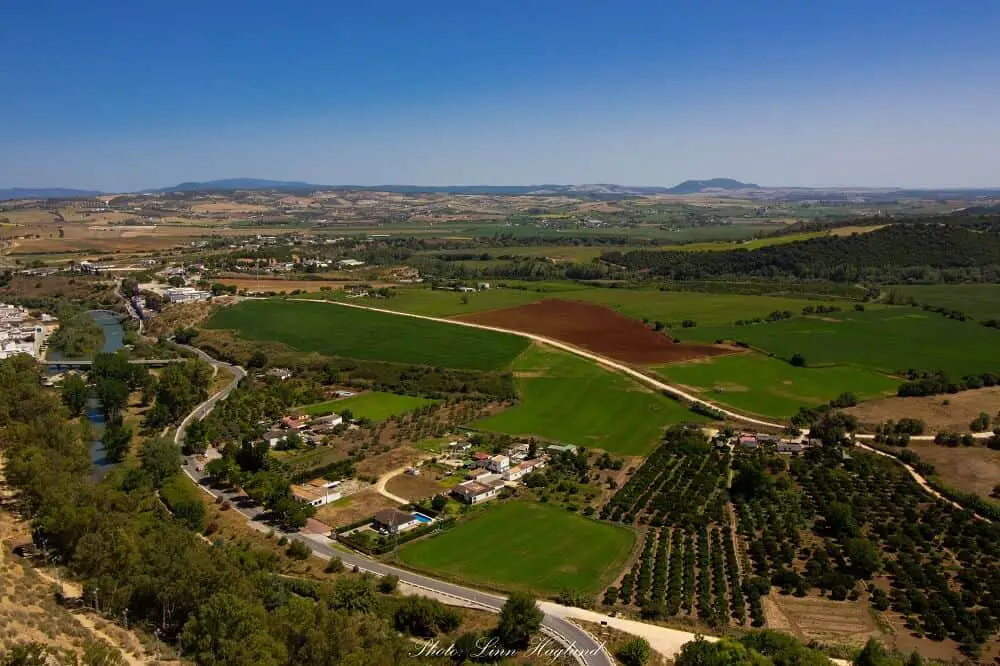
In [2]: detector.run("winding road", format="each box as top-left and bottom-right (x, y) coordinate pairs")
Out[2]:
(169, 297), (992, 664)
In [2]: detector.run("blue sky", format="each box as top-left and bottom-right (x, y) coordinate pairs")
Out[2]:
(2, 0), (999, 190)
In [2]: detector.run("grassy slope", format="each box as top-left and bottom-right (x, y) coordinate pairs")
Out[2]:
(889, 284), (1000, 320)
(474, 345), (695, 455)
(656, 352), (899, 419)
(299, 392), (437, 421)
(204, 299), (529, 370)
(399, 500), (634, 596)
(679, 308), (1000, 377)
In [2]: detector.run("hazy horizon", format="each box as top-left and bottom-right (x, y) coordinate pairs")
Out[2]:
(3, 0), (999, 191)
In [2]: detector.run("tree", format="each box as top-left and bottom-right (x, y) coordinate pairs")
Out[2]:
(180, 593), (286, 666)
(674, 637), (768, 666)
(330, 576), (380, 614)
(453, 633), (481, 663)
(185, 419), (209, 454)
(102, 422), (133, 463)
(139, 436), (181, 488)
(495, 592), (542, 650)
(970, 412), (991, 432)
(378, 574), (399, 593)
(60, 374), (90, 417)
(247, 351), (268, 369)
(790, 353), (806, 367)
(430, 494), (448, 512)
(617, 637), (652, 666)
(173, 327), (198, 344)
(205, 457), (239, 487)
(830, 392), (858, 408)
(854, 638), (889, 666)
(1, 642), (51, 666)
(81, 640), (125, 666)
(94, 377), (129, 423)
(823, 502), (858, 538)
(845, 538), (882, 578)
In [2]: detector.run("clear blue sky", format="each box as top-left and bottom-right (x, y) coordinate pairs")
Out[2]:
(2, 0), (999, 190)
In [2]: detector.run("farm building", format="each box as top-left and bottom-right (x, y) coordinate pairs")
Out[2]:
(291, 480), (341, 507)
(502, 457), (546, 482)
(452, 478), (504, 505)
(164, 287), (212, 303)
(262, 429), (286, 448)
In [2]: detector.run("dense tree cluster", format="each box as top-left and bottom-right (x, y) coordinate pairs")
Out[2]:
(602, 222), (1000, 283)
(0, 356), (551, 665)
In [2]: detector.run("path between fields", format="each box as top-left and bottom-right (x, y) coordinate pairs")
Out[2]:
(290, 297), (994, 523)
(175, 299), (981, 663)
(375, 466), (410, 504)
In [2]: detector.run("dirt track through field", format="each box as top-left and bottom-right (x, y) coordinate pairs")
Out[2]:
(455, 299), (730, 364)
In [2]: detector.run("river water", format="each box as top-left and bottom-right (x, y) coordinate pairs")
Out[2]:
(47, 310), (127, 479)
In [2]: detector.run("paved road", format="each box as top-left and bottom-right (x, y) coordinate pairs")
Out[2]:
(172, 350), (614, 666)
(173, 298), (990, 663)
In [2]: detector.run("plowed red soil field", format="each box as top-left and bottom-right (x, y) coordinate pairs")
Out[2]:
(456, 299), (731, 364)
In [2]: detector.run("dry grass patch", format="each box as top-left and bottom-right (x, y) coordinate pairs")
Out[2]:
(313, 489), (399, 528)
(905, 440), (1000, 501)
(763, 592), (881, 648)
(844, 386), (1000, 433)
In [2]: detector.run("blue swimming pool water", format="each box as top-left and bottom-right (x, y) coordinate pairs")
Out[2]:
(412, 513), (433, 523)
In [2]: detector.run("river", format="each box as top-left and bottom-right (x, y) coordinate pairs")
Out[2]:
(47, 310), (127, 479)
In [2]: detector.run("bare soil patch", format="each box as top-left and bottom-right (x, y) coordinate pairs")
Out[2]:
(906, 440), (1000, 501)
(314, 489), (398, 527)
(385, 473), (447, 503)
(845, 386), (1000, 433)
(763, 592), (881, 648)
(356, 446), (425, 478)
(456, 299), (730, 364)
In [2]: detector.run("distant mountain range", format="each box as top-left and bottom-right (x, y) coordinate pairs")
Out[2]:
(3, 178), (1000, 202)
(161, 178), (331, 192)
(0, 187), (104, 200)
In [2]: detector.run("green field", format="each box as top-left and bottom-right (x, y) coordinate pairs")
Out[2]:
(656, 353), (899, 418)
(299, 392), (437, 421)
(474, 345), (695, 455)
(204, 299), (529, 370)
(888, 284), (1000, 320)
(398, 500), (635, 596)
(304, 284), (840, 326)
(679, 308), (1000, 377)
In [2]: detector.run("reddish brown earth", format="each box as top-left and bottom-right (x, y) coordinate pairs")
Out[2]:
(456, 299), (730, 364)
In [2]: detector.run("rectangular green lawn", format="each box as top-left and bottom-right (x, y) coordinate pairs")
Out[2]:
(656, 352), (899, 419)
(679, 308), (1000, 378)
(399, 501), (635, 596)
(474, 345), (695, 455)
(204, 299), (529, 370)
(299, 392), (437, 421)
(888, 284), (1000, 321)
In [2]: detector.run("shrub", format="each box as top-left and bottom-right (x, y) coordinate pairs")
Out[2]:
(286, 539), (311, 560)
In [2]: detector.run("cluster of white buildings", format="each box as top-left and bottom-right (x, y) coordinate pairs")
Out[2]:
(450, 443), (549, 504)
(0, 304), (51, 360)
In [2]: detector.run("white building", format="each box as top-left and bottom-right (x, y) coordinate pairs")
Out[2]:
(486, 454), (510, 473)
(164, 287), (212, 303)
(337, 259), (366, 269)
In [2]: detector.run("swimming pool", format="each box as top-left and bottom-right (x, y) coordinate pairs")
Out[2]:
(412, 512), (434, 524)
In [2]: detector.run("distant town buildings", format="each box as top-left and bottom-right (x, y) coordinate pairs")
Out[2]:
(0, 303), (51, 360)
